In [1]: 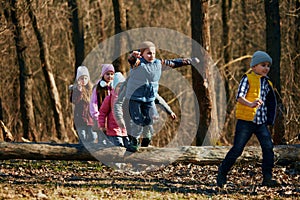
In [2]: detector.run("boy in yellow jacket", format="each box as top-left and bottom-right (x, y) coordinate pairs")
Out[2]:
(217, 51), (278, 187)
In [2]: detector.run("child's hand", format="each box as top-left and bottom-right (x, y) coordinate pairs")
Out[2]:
(130, 50), (142, 58)
(250, 99), (263, 108)
(77, 80), (84, 91)
(170, 112), (177, 120)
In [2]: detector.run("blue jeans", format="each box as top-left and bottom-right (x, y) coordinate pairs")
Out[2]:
(220, 120), (274, 178)
(77, 125), (97, 143)
(128, 100), (157, 138)
(107, 136), (129, 148)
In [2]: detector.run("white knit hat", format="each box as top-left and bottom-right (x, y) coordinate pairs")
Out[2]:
(112, 72), (125, 89)
(76, 66), (90, 81)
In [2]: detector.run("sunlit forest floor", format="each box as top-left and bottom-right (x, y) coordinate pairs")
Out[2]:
(0, 160), (299, 199)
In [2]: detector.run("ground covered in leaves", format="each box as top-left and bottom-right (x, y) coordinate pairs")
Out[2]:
(0, 160), (299, 199)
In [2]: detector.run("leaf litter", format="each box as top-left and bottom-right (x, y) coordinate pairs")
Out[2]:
(0, 160), (299, 199)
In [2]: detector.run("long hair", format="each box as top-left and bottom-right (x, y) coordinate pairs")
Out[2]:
(79, 82), (93, 103)
(94, 78), (109, 108)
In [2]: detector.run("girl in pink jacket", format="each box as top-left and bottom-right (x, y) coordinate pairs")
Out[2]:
(98, 72), (129, 147)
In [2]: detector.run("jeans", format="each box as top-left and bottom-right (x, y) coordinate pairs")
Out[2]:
(107, 136), (129, 148)
(219, 120), (274, 178)
(77, 125), (97, 143)
(128, 100), (157, 138)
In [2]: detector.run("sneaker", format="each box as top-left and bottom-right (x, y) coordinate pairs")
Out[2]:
(216, 171), (227, 187)
(262, 178), (279, 187)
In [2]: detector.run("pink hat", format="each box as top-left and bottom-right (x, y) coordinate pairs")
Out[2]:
(101, 64), (115, 77)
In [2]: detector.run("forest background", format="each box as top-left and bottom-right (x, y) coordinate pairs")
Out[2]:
(0, 0), (299, 147)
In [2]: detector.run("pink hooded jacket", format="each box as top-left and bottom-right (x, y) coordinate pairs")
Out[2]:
(98, 89), (127, 137)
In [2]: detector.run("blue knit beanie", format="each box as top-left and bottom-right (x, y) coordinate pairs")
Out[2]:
(250, 51), (272, 67)
(112, 72), (125, 89)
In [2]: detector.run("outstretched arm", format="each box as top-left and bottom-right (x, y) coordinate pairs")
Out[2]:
(161, 57), (200, 70)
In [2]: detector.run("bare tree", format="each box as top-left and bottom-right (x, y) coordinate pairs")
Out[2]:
(191, 0), (216, 145)
(295, 1), (300, 85)
(220, 0), (233, 144)
(68, 0), (85, 78)
(112, 0), (127, 73)
(26, 0), (68, 142)
(265, 0), (285, 144)
(4, 0), (37, 141)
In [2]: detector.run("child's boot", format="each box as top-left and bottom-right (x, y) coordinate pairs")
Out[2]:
(216, 164), (227, 187)
(126, 136), (139, 152)
(141, 138), (151, 147)
(262, 175), (279, 187)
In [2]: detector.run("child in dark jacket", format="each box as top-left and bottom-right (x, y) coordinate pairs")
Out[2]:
(71, 66), (97, 144)
(217, 51), (278, 187)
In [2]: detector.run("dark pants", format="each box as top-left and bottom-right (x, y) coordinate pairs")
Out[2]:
(128, 99), (156, 138)
(219, 120), (274, 178)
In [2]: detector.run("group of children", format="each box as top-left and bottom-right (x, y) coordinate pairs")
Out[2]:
(71, 64), (133, 147)
(70, 41), (196, 151)
(71, 40), (279, 187)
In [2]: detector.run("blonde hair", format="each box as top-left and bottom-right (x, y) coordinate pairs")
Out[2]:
(76, 81), (93, 103)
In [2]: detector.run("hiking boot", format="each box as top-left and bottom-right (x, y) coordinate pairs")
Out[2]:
(262, 178), (279, 187)
(126, 136), (139, 152)
(126, 144), (138, 152)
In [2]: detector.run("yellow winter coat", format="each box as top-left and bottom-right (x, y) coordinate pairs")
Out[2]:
(235, 71), (276, 124)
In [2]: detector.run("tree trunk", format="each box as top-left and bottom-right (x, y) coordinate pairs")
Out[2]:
(0, 142), (299, 166)
(191, 0), (216, 145)
(295, 1), (300, 89)
(264, 0), (285, 145)
(26, 0), (68, 142)
(240, 0), (249, 69)
(4, 0), (37, 142)
(221, 0), (232, 98)
(112, 0), (127, 73)
(68, 0), (85, 78)
(96, 0), (106, 42)
(221, 0), (234, 145)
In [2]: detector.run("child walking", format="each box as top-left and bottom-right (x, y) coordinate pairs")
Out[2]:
(89, 64), (115, 144)
(71, 66), (97, 144)
(98, 72), (129, 147)
(125, 41), (199, 152)
(217, 51), (278, 187)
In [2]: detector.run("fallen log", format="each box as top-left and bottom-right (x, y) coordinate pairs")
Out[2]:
(0, 142), (299, 166)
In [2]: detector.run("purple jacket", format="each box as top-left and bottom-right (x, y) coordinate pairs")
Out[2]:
(98, 89), (127, 137)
